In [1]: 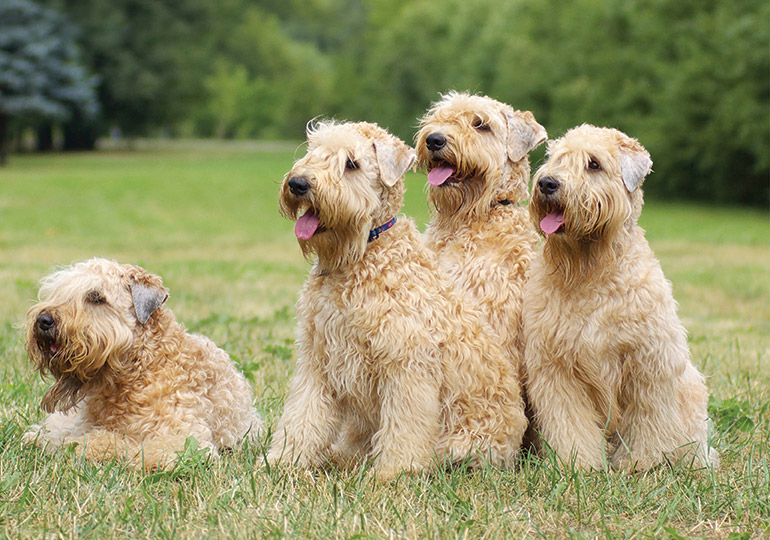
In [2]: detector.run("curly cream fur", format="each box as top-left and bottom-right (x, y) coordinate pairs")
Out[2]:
(523, 124), (718, 471)
(270, 121), (527, 480)
(415, 92), (546, 432)
(23, 258), (262, 470)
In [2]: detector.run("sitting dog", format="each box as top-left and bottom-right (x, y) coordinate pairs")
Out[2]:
(523, 125), (718, 470)
(415, 91), (545, 391)
(268, 120), (527, 479)
(24, 258), (262, 470)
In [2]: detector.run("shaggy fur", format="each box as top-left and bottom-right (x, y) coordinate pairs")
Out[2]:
(269, 120), (527, 480)
(415, 92), (546, 382)
(23, 258), (262, 470)
(523, 124), (718, 471)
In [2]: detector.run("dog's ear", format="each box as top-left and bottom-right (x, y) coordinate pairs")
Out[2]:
(131, 281), (169, 324)
(619, 148), (652, 192)
(506, 111), (547, 163)
(373, 140), (417, 187)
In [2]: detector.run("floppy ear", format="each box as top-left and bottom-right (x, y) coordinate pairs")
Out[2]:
(506, 110), (547, 163)
(619, 149), (652, 192)
(373, 139), (417, 187)
(131, 281), (169, 324)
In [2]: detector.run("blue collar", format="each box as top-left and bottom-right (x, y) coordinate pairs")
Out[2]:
(368, 217), (397, 243)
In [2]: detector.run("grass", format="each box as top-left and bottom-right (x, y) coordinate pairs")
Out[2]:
(0, 143), (768, 539)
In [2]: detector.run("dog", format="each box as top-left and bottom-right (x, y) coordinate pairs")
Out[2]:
(268, 120), (527, 479)
(415, 91), (546, 384)
(23, 258), (262, 470)
(523, 124), (718, 471)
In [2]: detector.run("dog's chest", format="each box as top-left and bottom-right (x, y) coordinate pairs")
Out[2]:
(533, 278), (630, 378)
(303, 284), (386, 406)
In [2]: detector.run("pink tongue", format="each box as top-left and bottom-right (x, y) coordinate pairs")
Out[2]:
(295, 209), (320, 240)
(428, 166), (455, 186)
(540, 212), (565, 235)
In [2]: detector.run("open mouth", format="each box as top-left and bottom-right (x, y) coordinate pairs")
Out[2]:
(427, 161), (459, 186)
(540, 208), (565, 235)
(36, 333), (60, 358)
(294, 207), (327, 240)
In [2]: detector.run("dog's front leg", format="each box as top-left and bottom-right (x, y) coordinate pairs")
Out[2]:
(267, 357), (340, 469)
(527, 360), (609, 470)
(611, 347), (715, 471)
(372, 369), (441, 480)
(23, 407), (90, 450)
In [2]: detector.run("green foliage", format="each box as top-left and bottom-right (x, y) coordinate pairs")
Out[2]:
(0, 0), (98, 161)
(0, 0), (98, 121)
(362, 0), (769, 206)
(25, 0), (770, 206)
(194, 6), (333, 139)
(43, 0), (213, 139)
(709, 395), (760, 434)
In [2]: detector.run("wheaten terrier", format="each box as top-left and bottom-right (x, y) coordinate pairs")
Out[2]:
(24, 258), (262, 470)
(523, 124), (718, 471)
(415, 92), (546, 380)
(268, 120), (527, 479)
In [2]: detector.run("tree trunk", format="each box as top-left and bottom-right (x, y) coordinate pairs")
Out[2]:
(62, 112), (97, 151)
(0, 112), (7, 166)
(37, 122), (54, 151)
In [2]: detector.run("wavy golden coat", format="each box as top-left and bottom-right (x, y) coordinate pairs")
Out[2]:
(415, 92), (546, 385)
(524, 125), (718, 471)
(24, 258), (262, 470)
(270, 121), (527, 479)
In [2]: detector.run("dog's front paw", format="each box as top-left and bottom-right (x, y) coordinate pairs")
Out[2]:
(22, 425), (43, 446)
(265, 447), (313, 469)
(611, 447), (655, 472)
(610, 448), (633, 471)
(374, 459), (426, 482)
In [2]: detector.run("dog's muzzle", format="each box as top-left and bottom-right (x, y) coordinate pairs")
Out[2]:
(36, 312), (55, 334)
(288, 176), (310, 197)
(425, 133), (446, 152)
(538, 176), (560, 196)
(34, 312), (58, 350)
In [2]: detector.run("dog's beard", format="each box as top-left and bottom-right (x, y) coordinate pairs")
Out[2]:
(25, 341), (86, 413)
(282, 180), (383, 273)
(429, 177), (487, 217)
(301, 223), (370, 274)
(424, 149), (520, 221)
(40, 376), (83, 413)
(535, 186), (634, 282)
(26, 319), (132, 413)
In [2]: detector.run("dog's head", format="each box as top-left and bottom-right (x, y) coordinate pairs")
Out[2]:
(24, 258), (169, 412)
(415, 91), (546, 217)
(279, 120), (416, 271)
(530, 124), (652, 245)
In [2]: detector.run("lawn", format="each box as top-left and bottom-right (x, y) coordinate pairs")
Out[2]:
(0, 144), (767, 539)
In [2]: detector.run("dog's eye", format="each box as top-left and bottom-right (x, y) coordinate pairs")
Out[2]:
(587, 158), (602, 171)
(472, 118), (491, 132)
(345, 158), (359, 171)
(85, 290), (106, 305)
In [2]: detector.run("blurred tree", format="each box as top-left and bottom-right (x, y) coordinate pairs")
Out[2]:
(0, 0), (97, 163)
(489, 0), (769, 206)
(350, 0), (513, 140)
(43, 0), (212, 147)
(194, 4), (333, 139)
(636, 0), (770, 205)
(9, 0), (765, 205)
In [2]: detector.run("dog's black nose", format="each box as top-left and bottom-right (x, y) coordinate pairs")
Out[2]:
(36, 312), (55, 332)
(288, 176), (310, 196)
(425, 133), (446, 152)
(538, 176), (560, 195)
